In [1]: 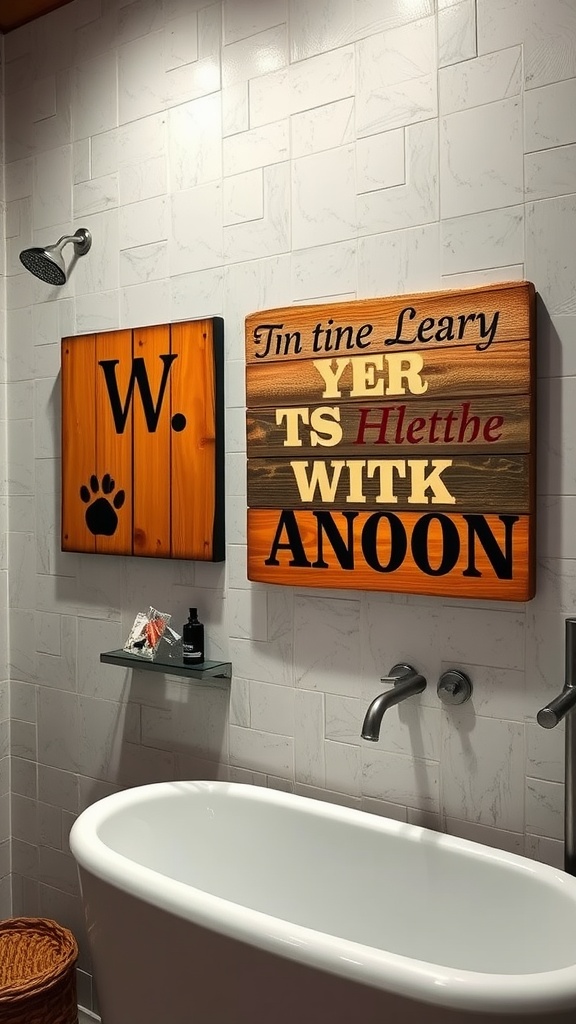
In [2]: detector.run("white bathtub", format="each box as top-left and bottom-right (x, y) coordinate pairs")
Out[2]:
(70, 781), (576, 1024)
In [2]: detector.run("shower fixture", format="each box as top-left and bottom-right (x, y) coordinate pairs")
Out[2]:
(19, 227), (92, 285)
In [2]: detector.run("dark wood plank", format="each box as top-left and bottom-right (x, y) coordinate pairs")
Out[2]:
(247, 454), (530, 513)
(0, 0), (74, 33)
(247, 394), (530, 457)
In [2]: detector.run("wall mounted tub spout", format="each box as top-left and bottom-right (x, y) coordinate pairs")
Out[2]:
(537, 617), (576, 875)
(361, 664), (427, 742)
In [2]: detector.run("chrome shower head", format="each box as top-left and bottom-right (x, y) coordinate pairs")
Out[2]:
(19, 227), (92, 285)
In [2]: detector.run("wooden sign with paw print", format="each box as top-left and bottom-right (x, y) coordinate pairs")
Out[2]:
(61, 320), (224, 560)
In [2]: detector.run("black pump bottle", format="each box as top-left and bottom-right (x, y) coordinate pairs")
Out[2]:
(182, 608), (204, 664)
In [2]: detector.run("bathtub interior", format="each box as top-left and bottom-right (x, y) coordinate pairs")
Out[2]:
(92, 783), (576, 975)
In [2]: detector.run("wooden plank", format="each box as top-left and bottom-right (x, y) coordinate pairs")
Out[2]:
(131, 324), (172, 557)
(247, 454), (530, 513)
(246, 281), (534, 365)
(94, 330), (134, 555)
(247, 394), (530, 458)
(0, 0), (75, 34)
(61, 335), (97, 554)
(171, 320), (217, 560)
(246, 339), (531, 408)
(247, 508), (533, 601)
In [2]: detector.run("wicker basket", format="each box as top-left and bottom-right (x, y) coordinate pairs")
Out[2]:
(0, 917), (78, 1024)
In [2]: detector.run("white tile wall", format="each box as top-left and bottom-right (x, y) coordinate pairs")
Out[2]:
(440, 97), (523, 218)
(2, 0), (576, 1004)
(356, 16), (437, 135)
(438, 0), (476, 68)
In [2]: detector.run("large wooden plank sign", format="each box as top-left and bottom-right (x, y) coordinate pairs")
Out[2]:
(62, 319), (224, 560)
(246, 282), (536, 600)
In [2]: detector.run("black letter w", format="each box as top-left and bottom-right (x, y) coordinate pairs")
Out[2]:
(99, 354), (178, 434)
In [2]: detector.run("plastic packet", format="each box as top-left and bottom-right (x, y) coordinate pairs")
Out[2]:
(123, 607), (172, 660)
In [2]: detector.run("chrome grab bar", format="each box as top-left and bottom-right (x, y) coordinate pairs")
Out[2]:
(536, 617), (576, 875)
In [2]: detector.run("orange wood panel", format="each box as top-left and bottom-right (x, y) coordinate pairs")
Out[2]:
(131, 325), (172, 557)
(93, 330), (134, 555)
(247, 508), (533, 601)
(170, 320), (217, 560)
(61, 335), (97, 554)
(62, 318), (224, 562)
(246, 282), (534, 364)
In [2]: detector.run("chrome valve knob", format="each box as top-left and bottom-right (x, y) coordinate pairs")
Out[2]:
(437, 669), (472, 706)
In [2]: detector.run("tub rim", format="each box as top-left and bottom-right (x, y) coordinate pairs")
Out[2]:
(69, 780), (576, 1015)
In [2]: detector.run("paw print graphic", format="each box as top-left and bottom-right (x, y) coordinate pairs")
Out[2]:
(80, 474), (125, 536)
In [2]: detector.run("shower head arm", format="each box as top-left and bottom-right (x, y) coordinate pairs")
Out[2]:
(55, 228), (92, 257)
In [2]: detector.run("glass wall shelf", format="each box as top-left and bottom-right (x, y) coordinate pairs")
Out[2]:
(100, 648), (232, 680)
